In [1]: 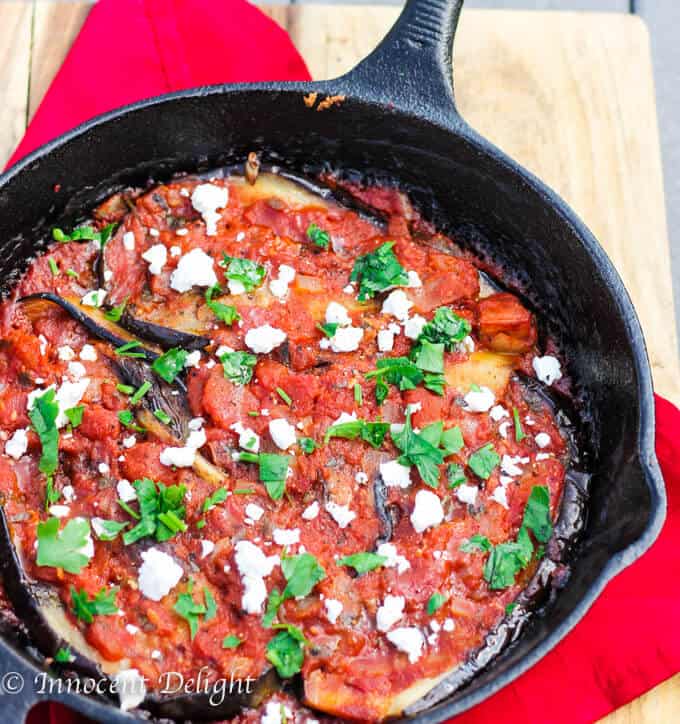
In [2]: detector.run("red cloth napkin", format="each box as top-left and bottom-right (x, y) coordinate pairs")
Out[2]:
(12, 1), (678, 722)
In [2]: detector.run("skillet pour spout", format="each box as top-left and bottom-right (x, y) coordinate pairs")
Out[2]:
(0, 0), (666, 721)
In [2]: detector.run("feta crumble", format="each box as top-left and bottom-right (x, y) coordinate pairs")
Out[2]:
(81, 289), (106, 307)
(117, 479), (136, 502)
(245, 325), (287, 354)
(170, 248), (218, 293)
(191, 183), (229, 236)
(326, 325), (364, 353)
(404, 314), (427, 340)
(325, 301), (351, 327)
(273, 528), (300, 546)
(456, 483), (479, 506)
(324, 598), (343, 624)
(234, 540), (279, 614)
(326, 501), (356, 529)
(376, 542), (411, 574)
(302, 501), (320, 520)
(159, 446), (196, 468)
(386, 627), (425, 663)
(410, 489), (444, 533)
(381, 289), (413, 322)
(376, 595), (405, 632)
(245, 503), (265, 521)
(463, 386), (495, 413)
(380, 459), (412, 488)
(79, 344), (97, 362)
(122, 231), (135, 251)
(269, 418), (297, 450)
(5, 428), (28, 460)
(489, 405), (509, 421)
(377, 328), (395, 352)
(532, 355), (562, 386)
(535, 432), (551, 448)
(113, 668), (147, 712)
(138, 548), (184, 601)
(141, 243), (167, 275)
(230, 422), (260, 452)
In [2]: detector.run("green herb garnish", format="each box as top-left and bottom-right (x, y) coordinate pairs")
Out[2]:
(36, 517), (91, 574)
(29, 389), (59, 477)
(446, 463), (467, 488)
(222, 254), (266, 292)
(350, 241), (408, 300)
(48, 258), (59, 276)
(418, 306), (471, 350)
(468, 443), (500, 480)
(104, 298), (128, 323)
(92, 518), (128, 541)
(205, 284), (240, 325)
(153, 409), (171, 425)
(306, 223), (330, 249)
(460, 534), (492, 553)
(324, 419), (389, 449)
(130, 381), (151, 405)
(114, 340), (146, 359)
(316, 322), (339, 338)
(121, 478), (187, 544)
(266, 626), (306, 678)
(276, 387), (292, 407)
(299, 437), (317, 454)
(513, 407), (526, 442)
(117, 410), (144, 432)
(426, 593), (447, 615)
(202, 487), (228, 513)
(152, 348), (188, 383)
(220, 350), (257, 386)
(353, 383), (363, 405)
(71, 586), (118, 623)
(222, 635), (242, 649)
(337, 552), (387, 574)
(259, 453), (291, 500)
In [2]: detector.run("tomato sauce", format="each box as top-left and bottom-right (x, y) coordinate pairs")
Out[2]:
(0, 170), (568, 721)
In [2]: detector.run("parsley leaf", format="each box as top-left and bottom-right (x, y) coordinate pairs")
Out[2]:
(259, 453), (290, 500)
(483, 526), (533, 590)
(468, 443), (500, 480)
(460, 534), (492, 553)
(426, 593), (447, 615)
(316, 322), (339, 338)
(513, 407), (526, 442)
(36, 517), (91, 574)
(337, 552), (387, 574)
(202, 487), (228, 513)
(446, 463), (467, 488)
(521, 485), (552, 542)
(53, 223), (115, 248)
(205, 285), (240, 325)
(152, 348), (188, 383)
(220, 350), (257, 386)
(29, 389), (59, 477)
(418, 306), (471, 350)
(173, 581), (207, 640)
(365, 357), (423, 404)
(306, 223), (330, 249)
(117, 410), (144, 432)
(222, 635), (242, 649)
(104, 297), (128, 323)
(264, 552), (325, 627)
(412, 339), (444, 374)
(298, 437), (317, 454)
(266, 626), (306, 678)
(391, 414), (444, 488)
(324, 419), (389, 449)
(92, 518), (128, 541)
(350, 241), (409, 300)
(222, 254), (266, 292)
(54, 647), (74, 663)
(114, 340), (146, 359)
(121, 478), (187, 544)
(71, 586), (119, 623)
(64, 405), (85, 428)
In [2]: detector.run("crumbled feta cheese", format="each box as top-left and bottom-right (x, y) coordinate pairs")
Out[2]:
(125, 624), (139, 635)
(535, 432), (551, 448)
(376, 595), (405, 632)
(456, 483), (479, 506)
(410, 490), (444, 533)
(170, 245), (182, 257)
(377, 329), (395, 352)
(499, 421), (511, 439)
(200, 540), (215, 558)
(343, 283), (355, 294)
(176, 228), (189, 237)
(376, 542), (411, 574)
(407, 270), (422, 288)
(38, 334), (48, 356)
(117, 479), (136, 501)
(191, 183), (229, 236)
(57, 345), (76, 361)
(81, 289), (106, 307)
(113, 668), (147, 712)
(228, 279), (246, 295)
(532, 355), (562, 386)
(245, 325), (287, 354)
(230, 422), (260, 452)
(463, 386), (495, 413)
(405, 401), (422, 415)
(490, 485), (509, 509)
(122, 435), (137, 448)
(443, 618), (455, 632)
(48, 505), (70, 518)
(148, 228), (160, 237)
(170, 248), (218, 292)
(62, 485), (75, 502)
(260, 701), (293, 724)
(381, 289), (413, 322)
(386, 627), (425, 663)
(536, 452), (551, 461)
(302, 501), (320, 520)
(380, 459), (412, 488)
(54, 379), (90, 428)
(269, 265), (296, 299)
(98, 462), (110, 475)
(138, 547), (184, 601)
(404, 314), (427, 340)
(355, 471), (368, 484)
(79, 344), (97, 362)
(122, 231), (135, 251)
(326, 501), (356, 529)
(234, 540), (280, 614)
(489, 405), (509, 421)
(332, 411), (357, 426)
(180, 350), (200, 370)
(273, 528), (300, 546)
(327, 326), (363, 353)
(245, 503), (265, 521)
(185, 427), (206, 449)
(67, 361), (87, 381)
(501, 454), (525, 477)
(215, 344), (234, 358)
(325, 301), (351, 327)
(324, 598), (343, 624)
(5, 428), (28, 459)
(141, 243), (167, 275)
(159, 446), (196, 467)
(269, 419), (297, 450)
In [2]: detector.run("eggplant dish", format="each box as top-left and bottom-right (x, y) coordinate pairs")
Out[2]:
(0, 164), (579, 721)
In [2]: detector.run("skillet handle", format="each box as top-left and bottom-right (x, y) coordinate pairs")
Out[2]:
(337, 0), (464, 124)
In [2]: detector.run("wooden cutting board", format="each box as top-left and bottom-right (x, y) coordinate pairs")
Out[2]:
(0, 3), (677, 721)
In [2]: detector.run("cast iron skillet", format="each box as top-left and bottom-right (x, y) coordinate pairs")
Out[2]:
(0, 0), (666, 721)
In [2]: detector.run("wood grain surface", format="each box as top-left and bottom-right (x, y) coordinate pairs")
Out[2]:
(0, 3), (677, 721)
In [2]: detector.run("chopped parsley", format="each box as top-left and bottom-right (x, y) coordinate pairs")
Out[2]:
(120, 478), (187, 545)
(222, 254), (266, 292)
(506, 602), (518, 615)
(116, 383), (134, 395)
(259, 453), (291, 500)
(316, 322), (339, 338)
(154, 408), (171, 425)
(130, 381), (151, 405)
(104, 298), (128, 323)
(54, 647), (74, 663)
(117, 410), (144, 432)
(222, 635), (242, 649)
(365, 356), (422, 404)
(36, 517), (91, 574)
(71, 586), (119, 623)
(298, 437), (317, 454)
(306, 223), (330, 249)
(173, 580), (214, 639)
(349, 241), (409, 300)
(353, 383), (363, 405)
(29, 388), (59, 478)
(337, 551), (387, 574)
(114, 340), (145, 359)
(426, 593), (447, 615)
(91, 518), (128, 541)
(460, 534), (492, 553)
(412, 339), (444, 374)
(202, 487), (228, 513)
(391, 414), (446, 488)
(205, 284), (240, 325)
(446, 463), (467, 488)
(220, 350), (257, 386)
(53, 223), (115, 248)
(468, 443), (500, 480)
(266, 625), (306, 678)
(152, 347), (188, 383)
(264, 552), (325, 627)
(276, 387), (293, 406)
(418, 306), (471, 350)
(513, 407), (526, 442)
(48, 257), (59, 276)
(324, 419), (389, 449)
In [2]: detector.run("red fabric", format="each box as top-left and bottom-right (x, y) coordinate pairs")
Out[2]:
(14, 1), (679, 722)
